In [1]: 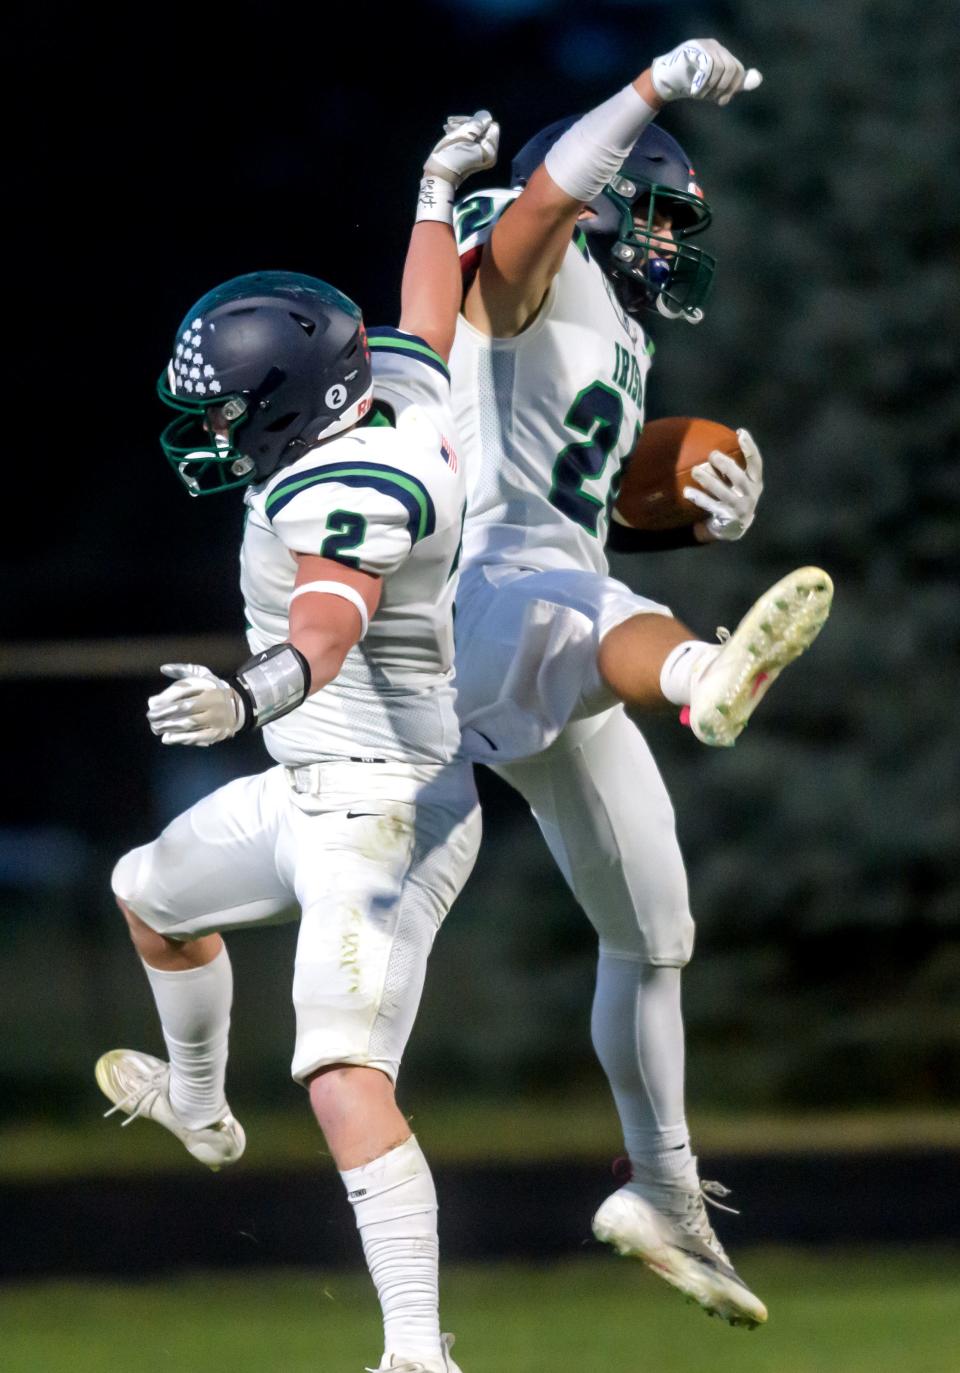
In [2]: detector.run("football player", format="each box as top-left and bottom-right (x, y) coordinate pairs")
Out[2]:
(95, 112), (498, 1373)
(449, 41), (831, 1327)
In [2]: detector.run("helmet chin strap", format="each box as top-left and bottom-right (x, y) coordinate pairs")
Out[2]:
(655, 293), (704, 325)
(644, 256), (704, 325)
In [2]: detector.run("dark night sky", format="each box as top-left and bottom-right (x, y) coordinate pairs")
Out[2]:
(6, 0), (683, 640)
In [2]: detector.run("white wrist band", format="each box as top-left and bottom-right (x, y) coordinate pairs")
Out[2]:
(416, 175), (456, 223)
(544, 83), (657, 202)
(290, 580), (369, 639)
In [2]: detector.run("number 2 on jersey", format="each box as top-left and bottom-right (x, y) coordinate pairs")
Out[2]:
(454, 195), (499, 240)
(321, 510), (367, 567)
(549, 382), (624, 535)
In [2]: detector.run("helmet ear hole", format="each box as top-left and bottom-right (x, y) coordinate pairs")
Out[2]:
(264, 412), (299, 433)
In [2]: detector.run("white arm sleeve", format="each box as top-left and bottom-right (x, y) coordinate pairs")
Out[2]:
(543, 84), (657, 202)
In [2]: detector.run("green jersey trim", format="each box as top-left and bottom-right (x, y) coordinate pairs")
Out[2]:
(367, 328), (450, 381)
(265, 462), (437, 544)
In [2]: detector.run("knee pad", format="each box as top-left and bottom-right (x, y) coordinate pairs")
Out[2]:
(649, 910), (695, 968)
(110, 844), (162, 930)
(110, 847), (141, 905)
(566, 836), (695, 966)
(597, 906), (695, 968)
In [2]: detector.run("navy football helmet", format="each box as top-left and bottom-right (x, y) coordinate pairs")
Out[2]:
(511, 120), (715, 323)
(158, 271), (373, 495)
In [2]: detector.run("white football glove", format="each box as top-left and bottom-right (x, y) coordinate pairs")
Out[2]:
(683, 428), (764, 541)
(146, 663), (246, 747)
(423, 110), (499, 188)
(651, 39), (762, 106)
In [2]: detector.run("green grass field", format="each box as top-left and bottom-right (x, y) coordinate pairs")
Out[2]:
(2, 1249), (958, 1373)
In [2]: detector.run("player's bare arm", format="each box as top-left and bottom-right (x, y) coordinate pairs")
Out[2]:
(288, 552), (381, 679)
(464, 164), (586, 337)
(145, 556), (381, 748)
(464, 38), (761, 338)
(400, 111), (499, 361)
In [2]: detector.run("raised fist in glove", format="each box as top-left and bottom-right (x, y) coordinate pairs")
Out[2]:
(651, 39), (762, 106)
(684, 428), (764, 541)
(146, 663), (245, 747)
(423, 110), (499, 188)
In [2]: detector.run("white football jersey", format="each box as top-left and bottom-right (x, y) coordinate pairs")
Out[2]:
(240, 329), (466, 766)
(450, 188), (653, 577)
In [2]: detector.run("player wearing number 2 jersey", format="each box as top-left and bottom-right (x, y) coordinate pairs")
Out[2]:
(450, 40), (832, 1329)
(240, 326), (466, 768)
(95, 113), (499, 1373)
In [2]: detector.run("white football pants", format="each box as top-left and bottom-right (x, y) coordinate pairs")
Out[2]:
(112, 759), (481, 1084)
(454, 563), (672, 765)
(492, 707), (694, 968)
(455, 563), (693, 965)
(455, 564), (695, 1159)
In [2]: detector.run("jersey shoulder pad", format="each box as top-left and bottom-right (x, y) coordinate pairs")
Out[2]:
(454, 187), (518, 255)
(368, 326), (451, 416)
(260, 437), (437, 576)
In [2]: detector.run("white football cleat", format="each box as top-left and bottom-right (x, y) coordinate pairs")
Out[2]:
(593, 1175), (767, 1329)
(95, 1048), (245, 1171)
(688, 565), (833, 746)
(368, 1334), (462, 1373)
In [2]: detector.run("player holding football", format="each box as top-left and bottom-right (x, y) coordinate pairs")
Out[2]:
(449, 40), (832, 1326)
(95, 113), (498, 1373)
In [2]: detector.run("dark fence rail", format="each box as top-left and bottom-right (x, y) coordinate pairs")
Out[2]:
(3, 1150), (958, 1279)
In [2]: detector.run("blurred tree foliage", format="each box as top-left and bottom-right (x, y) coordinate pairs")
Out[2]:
(620, 0), (960, 1107)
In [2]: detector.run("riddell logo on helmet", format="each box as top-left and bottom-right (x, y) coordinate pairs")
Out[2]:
(687, 167), (705, 199)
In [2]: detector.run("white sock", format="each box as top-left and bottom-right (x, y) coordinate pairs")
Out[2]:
(142, 946), (232, 1128)
(659, 640), (718, 707)
(340, 1135), (442, 1364)
(591, 956), (697, 1189)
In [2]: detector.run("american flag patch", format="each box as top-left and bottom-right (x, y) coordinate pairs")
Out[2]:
(440, 436), (458, 471)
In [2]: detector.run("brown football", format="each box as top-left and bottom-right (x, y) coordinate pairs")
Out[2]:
(615, 417), (745, 530)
